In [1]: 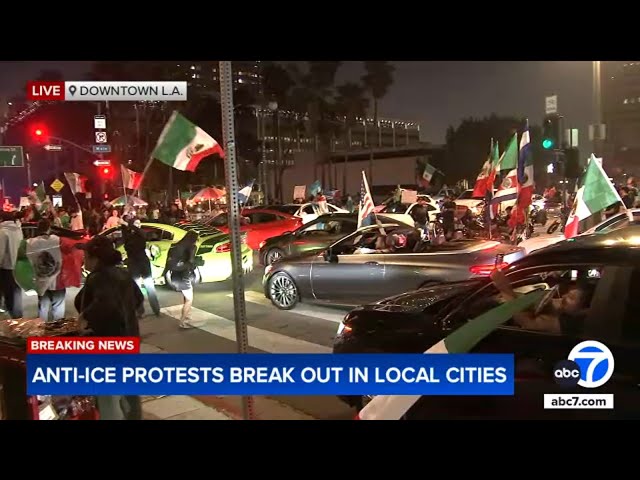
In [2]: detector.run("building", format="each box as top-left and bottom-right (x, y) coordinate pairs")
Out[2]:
(601, 61), (640, 174)
(171, 61), (261, 95)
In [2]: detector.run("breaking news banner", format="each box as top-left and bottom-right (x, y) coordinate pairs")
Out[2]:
(26, 81), (188, 102)
(26, 338), (514, 396)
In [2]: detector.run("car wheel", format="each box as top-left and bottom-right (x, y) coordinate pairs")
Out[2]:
(265, 247), (284, 265)
(268, 272), (299, 310)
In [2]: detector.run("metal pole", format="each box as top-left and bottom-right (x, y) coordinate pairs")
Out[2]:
(261, 110), (268, 202)
(26, 153), (32, 187)
(219, 61), (255, 420)
(593, 60), (602, 156)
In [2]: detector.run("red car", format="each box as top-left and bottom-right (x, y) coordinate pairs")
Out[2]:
(202, 208), (302, 251)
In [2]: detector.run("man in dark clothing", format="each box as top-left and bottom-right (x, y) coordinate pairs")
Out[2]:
(122, 220), (160, 316)
(620, 187), (634, 209)
(441, 196), (457, 240)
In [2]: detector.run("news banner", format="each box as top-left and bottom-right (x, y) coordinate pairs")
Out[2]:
(26, 338), (514, 396)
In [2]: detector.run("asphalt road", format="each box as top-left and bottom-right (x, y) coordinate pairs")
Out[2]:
(15, 253), (356, 420)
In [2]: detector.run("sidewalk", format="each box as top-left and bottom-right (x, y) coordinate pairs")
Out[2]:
(139, 340), (315, 421)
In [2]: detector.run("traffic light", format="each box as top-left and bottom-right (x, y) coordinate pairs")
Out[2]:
(100, 166), (112, 178)
(32, 125), (47, 142)
(542, 114), (561, 150)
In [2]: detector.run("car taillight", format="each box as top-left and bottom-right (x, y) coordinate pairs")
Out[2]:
(469, 262), (509, 276)
(216, 242), (231, 253)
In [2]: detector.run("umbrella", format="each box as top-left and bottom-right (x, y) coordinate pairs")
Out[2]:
(110, 195), (148, 207)
(191, 187), (226, 214)
(191, 187), (226, 202)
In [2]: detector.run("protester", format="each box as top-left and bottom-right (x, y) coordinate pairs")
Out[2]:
(122, 219), (160, 316)
(103, 209), (121, 230)
(75, 235), (144, 420)
(22, 219), (83, 322)
(0, 211), (24, 318)
(164, 231), (202, 329)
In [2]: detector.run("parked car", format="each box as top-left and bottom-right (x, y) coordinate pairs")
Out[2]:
(519, 209), (640, 254)
(258, 213), (400, 265)
(263, 223), (524, 310)
(100, 222), (253, 288)
(178, 208), (302, 251)
(333, 226), (640, 419)
(265, 203), (348, 224)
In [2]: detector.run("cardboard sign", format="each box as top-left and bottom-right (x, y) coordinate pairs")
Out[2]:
(293, 185), (306, 200)
(401, 189), (418, 204)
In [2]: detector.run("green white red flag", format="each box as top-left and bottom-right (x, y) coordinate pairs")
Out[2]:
(564, 155), (623, 239)
(354, 289), (545, 420)
(152, 111), (225, 172)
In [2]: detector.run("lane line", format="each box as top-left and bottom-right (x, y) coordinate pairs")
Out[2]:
(160, 305), (331, 354)
(228, 291), (347, 324)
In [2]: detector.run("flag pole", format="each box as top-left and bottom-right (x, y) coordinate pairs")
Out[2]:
(486, 138), (493, 240)
(134, 155), (154, 198)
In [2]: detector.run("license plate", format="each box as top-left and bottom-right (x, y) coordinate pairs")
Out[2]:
(337, 323), (345, 335)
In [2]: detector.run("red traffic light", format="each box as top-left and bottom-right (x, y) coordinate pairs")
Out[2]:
(32, 125), (47, 142)
(34, 129), (43, 136)
(101, 167), (111, 176)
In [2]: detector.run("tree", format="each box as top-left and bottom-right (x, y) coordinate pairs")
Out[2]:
(362, 61), (395, 182)
(444, 114), (544, 184)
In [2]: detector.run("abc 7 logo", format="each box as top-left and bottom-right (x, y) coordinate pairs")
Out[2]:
(553, 341), (615, 388)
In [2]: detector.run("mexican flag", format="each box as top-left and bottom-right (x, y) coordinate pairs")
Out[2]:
(564, 155), (623, 239)
(516, 125), (534, 210)
(472, 158), (492, 197)
(419, 164), (437, 187)
(64, 172), (87, 194)
(355, 289), (545, 420)
(120, 165), (142, 190)
(152, 111), (225, 172)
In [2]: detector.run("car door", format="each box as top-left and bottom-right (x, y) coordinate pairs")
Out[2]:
(311, 228), (385, 305)
(245, 212), (280, 248)
(292, 217), (358, 257)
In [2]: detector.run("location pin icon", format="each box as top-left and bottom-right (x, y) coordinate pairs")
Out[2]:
(69, 85), (77, 96)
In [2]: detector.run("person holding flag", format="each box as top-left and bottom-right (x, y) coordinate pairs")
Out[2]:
(564, 155), (624, 239)
(510, 122), (534, 231)
(357, 171), (375, 228)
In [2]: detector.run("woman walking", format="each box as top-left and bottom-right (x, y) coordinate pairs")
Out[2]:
(164, 231), (203, 329)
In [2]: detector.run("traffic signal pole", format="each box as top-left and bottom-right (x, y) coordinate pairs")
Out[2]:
(219, 61), (255, 421)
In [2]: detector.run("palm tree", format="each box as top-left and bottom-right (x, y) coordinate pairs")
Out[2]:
(335, 82), (369, 192)
(361, 61), (395, 182)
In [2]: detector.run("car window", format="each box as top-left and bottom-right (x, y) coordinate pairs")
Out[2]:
(302, 205), (316, 214)
(444, 266), (604, 337)
(161, 230), (174, 241)
(594, 214), (623, 232)
(379, 202), (409, 214)
(102, 227), (122, 241)
(302, 218), (357, 235)
(331, 225), (405, 255)
(249, 212), (278, 224)
(141, 227), (163, 242)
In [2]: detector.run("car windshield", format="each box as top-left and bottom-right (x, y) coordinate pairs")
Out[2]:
(266, 205), (300, 215)
(378, 202), (409, 214)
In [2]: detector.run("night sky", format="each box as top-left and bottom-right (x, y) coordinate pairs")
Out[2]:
(1, 61), (594, 145)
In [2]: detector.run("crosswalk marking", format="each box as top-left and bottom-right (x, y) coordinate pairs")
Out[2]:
(230, 291), (347, 324)
(160, 305), (331, 354)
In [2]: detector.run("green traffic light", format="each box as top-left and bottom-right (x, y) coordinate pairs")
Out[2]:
(542, 138), (554, 149)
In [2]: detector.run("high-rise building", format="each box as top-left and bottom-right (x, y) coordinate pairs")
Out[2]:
(601, 61), (640, 173)
(171, 61), (261, 95)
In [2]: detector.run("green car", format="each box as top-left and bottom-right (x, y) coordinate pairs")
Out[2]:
(99, 222), (253, 288)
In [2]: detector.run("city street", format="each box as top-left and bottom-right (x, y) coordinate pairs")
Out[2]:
(17, 253), (356, 420)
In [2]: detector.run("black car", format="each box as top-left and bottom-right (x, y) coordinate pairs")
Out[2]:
(333, 226), (640, 419)
(258, 213), (400, 266)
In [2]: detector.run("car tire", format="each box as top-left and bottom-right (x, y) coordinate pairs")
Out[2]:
(268, 272), (299, 310)
(265, 247), (285, 265)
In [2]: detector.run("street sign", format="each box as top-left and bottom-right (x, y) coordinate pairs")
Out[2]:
(44, 144), (63, 152)
(93, 159), (111, 166)
(50, 178), (65, 192)
(545, 95), (558, 114)
(0, 146), (24, 167)
(94, 115), (107, 129)
(95, 131), (107, 143)
(92, 144), (111, 154)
